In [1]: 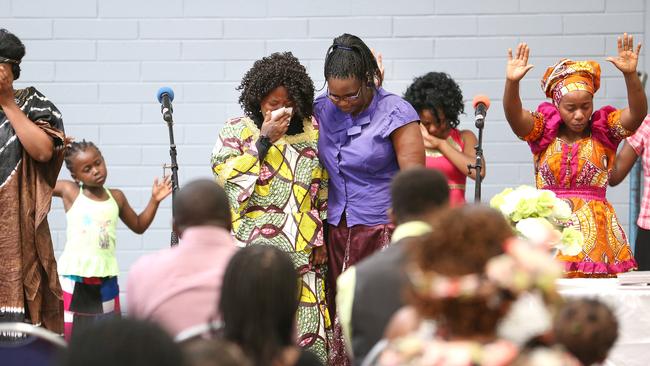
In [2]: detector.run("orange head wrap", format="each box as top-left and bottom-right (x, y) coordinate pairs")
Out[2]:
(541, 59), (601, 106)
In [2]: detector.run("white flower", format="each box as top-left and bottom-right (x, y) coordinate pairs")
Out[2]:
(551, 198), (572, 222)
(515, 218), (561, 248)
(498, 194), (518, 217)
(500, 186), (532, 218)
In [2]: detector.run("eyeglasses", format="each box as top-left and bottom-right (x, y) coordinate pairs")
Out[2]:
(327, 86), (362, 104)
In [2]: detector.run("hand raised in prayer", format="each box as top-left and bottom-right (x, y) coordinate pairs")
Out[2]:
(607, 33), (642, 75)
(506, 43), (535, 82)
(371, 48), (384, 87)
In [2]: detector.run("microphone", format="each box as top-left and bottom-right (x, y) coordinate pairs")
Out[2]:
(157, 87), (175, 123)
(472, 95), (490, 128)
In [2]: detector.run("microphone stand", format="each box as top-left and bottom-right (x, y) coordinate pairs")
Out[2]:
(163, 109), (180, 246)
(468, 115), (485, 203)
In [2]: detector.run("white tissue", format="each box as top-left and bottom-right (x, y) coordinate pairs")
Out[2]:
(271, 107), (293, 119)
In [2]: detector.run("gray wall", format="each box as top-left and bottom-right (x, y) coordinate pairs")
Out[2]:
(5, 0), (647, 306)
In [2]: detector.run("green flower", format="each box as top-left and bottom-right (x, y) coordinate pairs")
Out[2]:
(558, 228), (583, 256)
(490, 188), (514, 215)
(511, 197), (538, 221)
(534, 190), (556, 218)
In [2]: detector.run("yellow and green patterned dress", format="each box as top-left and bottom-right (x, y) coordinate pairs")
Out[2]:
(211, 116), (331, 362)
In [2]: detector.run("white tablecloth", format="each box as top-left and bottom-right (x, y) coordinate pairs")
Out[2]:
(557, 278), (650, 366)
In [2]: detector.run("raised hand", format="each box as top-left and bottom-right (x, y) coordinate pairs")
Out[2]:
(371, 48), (385, 87)
(151, 175), (173, 203)
(607, 33), (642, 75)
(506, 43), (535, 82)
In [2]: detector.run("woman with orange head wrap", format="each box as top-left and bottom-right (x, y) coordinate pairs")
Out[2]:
(502, 33), (647, 278)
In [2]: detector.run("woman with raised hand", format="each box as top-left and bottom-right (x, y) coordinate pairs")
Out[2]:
(502, 33), (647, 277)
(0, 28), (66, 334)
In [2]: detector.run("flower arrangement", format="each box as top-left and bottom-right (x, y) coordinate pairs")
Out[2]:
(489, 185), (583, 257)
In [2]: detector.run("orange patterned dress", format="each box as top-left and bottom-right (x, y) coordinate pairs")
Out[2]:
(524, 102), (637, 277)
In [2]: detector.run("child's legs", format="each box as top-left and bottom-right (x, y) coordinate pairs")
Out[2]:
(60, 275), (120, 341)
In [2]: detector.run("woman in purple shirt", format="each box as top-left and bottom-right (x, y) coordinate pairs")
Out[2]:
(314, 34), (424, 318)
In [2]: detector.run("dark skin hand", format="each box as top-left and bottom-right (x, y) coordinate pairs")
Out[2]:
(503, 34), (646, 139)
(53, 147), (173, 234)
(311, 244), (327, 265)
(54, 177), (172, 234)
(0, 63), (55, 162)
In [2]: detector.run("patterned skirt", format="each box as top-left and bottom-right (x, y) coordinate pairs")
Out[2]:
(556, 198), (637, 277)
(295, 265), (332, 364)
(60, 275), (121, 341)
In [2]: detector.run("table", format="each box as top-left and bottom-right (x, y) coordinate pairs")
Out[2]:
(557, 278), (650, 366)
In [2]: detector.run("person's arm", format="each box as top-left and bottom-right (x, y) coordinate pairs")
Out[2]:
(609, 141), (639, 186)
(503, 43), (536, 138)
(391, 122), (425, 169)
(607, 33), (647, 132)
(435, 130), (486, 180)
(0, 64), (54, 162)
(52, 181), (67, 198)
(113, 176), (172, 234)
(53, 180), (80, 212)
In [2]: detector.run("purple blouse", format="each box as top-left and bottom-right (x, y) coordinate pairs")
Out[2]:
(314, 87), (419, 227)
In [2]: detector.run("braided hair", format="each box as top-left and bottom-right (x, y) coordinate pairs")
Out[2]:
(64, 140), (101, 173)
(324, 33), (382, 88)
(0, 29), (25, 80)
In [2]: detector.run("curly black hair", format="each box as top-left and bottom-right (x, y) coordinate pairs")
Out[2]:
(0, 29), (25, 80)
(403, 72), (464, 129)
(238, 52), (314, 135)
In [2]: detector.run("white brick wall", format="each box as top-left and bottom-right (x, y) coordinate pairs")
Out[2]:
(5, 0), (647, 303)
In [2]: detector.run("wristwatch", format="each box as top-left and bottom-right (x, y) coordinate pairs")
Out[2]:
(256, 134), (272, 160)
